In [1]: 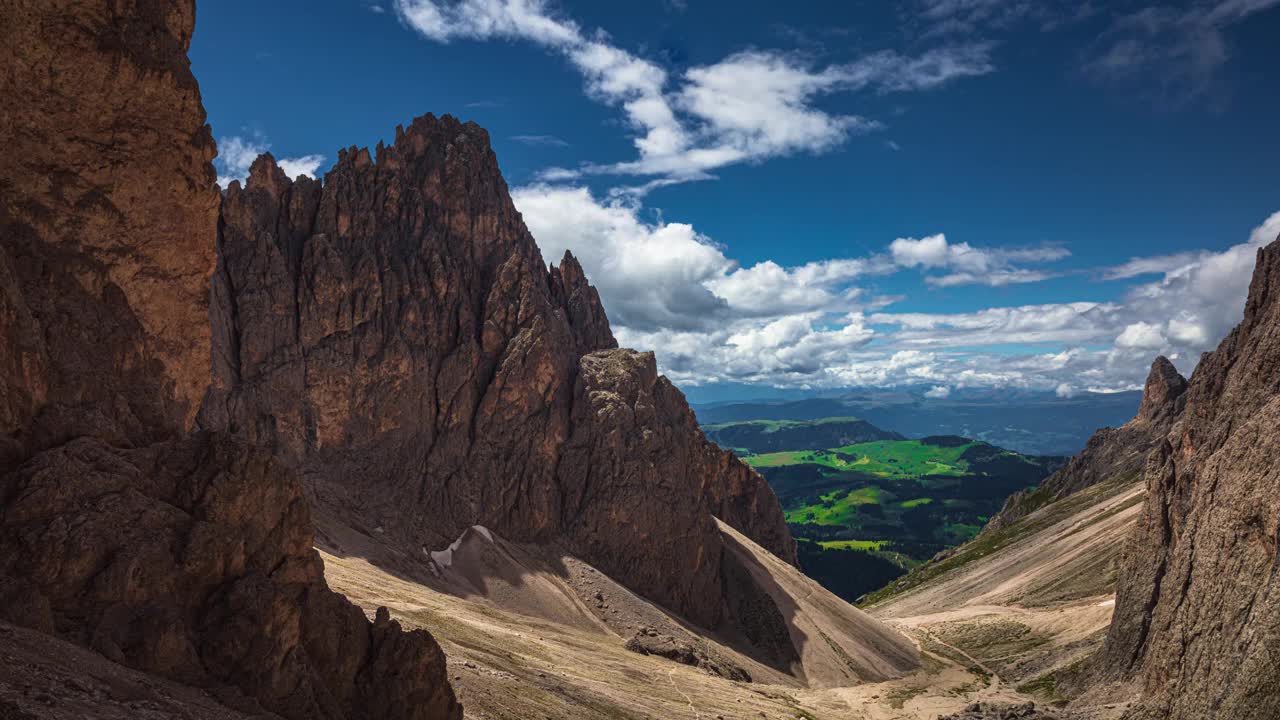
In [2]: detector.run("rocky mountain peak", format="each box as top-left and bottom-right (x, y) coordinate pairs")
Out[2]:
(204, 110), (794, 634)
(982, 354), (1189, 533)
(1133, 355), (1188, 425)
(550, 250), (618, 356)
(242, 152), (292, 196)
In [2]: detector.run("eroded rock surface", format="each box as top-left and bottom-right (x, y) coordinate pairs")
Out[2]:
(0, 0), (219, 463)
(985, 357), (1186, 533)
(204, 118), (795, 631)
(1098, 238), (1280, 719)
(0, 434), (457, 720)
(0, 1), (458, 718)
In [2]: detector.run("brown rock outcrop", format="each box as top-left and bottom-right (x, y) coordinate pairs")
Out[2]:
(984, 357), (1186, 533)
(0, 0), (218, 463)
(1097, 237), (1280, 719)
(0, 1), (458, 718)
(0, 434), (457, 720)
(203, 116), (796, 631)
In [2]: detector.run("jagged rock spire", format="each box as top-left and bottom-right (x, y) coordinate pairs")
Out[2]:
(549, 250), (617, 356)
(205, 111), (795, 633)
(1134, 355), (1188, 425)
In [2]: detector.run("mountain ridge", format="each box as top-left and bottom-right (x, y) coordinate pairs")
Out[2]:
(983, 357), (1186, 534)
(201, 120), (798, 635)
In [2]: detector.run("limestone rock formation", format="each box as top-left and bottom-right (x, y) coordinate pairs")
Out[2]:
(1098, 238), (1280, 719)
(984, 357), (1186, 533)
(203, 116), (797, 631)
(0, 1), (458, 718)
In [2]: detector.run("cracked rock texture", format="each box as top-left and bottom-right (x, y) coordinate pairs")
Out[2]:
(0, 1), (458, 718)
(1098, 237), (1280, 719)
(984, 356), (1186, 533)
(202, 118), (796, 631)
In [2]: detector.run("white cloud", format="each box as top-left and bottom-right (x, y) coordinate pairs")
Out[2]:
(928, 269), (1054, 287)
(393, 0), (994, 184)
(890, 233), (952, 268)
(871, 302), (1118, 347)
(1115, 321), (1167, 349)
(512, 185), (890, 331)
(1055, 382), (1076, 398)
(394, 0), (682, 177)
(925, 385), (952, 398)
(278, 154), (327, 179)
(215, 135), (269, 188)
(513, 179), (1276, 393)
(889, 233), (1069, 286)
(1102, 251), (1204, 280)
(215, 134), (326, 188)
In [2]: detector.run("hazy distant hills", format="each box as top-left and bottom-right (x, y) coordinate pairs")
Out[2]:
(693, 387), (1142, 456)
(703, 417), (905, 454)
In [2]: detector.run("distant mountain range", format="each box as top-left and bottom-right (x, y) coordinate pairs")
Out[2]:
(694, 387), (1142, 456)
(702, 417), (904, 454)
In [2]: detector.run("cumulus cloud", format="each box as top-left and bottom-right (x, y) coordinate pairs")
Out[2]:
(889, 233), (1069, 286)
(514, 190), (1277, 393)
(512, 185), (891, 331)
(925, 385), (952, 398)
(868, 211), (1280, 388)
(393, 0), (994, 183)
(278, 154), (327, 179)
(1115, 321), (1168, 349)
(215, 134), (326, 188)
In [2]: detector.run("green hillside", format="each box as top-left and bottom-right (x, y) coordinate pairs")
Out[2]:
(739, 432), (1063, 602)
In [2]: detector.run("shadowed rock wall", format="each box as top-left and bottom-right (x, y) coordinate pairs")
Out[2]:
(0, 2), (458, 717)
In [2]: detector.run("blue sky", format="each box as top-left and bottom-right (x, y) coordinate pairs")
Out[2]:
(192, 0), (1280, 397)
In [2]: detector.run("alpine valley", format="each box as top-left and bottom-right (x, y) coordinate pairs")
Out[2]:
(2, 2), (1279, 720)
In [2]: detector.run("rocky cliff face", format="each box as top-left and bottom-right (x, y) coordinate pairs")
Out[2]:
(203, 117), (796, 631)
(0, 0), (218, 464)
(0, 434), (457, 720)
(1097, 238), (1280, 719)
(984, 357), (1186, 533)
(0, 2), (458, 718)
